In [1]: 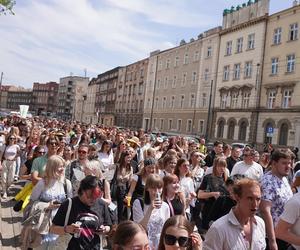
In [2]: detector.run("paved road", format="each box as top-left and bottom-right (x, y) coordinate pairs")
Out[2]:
(0, 182), (23, 250)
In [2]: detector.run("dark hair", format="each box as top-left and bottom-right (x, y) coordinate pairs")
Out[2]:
(214, 140), (223, 147)
(113, 221), (146, 249)
(158, 215), (193, 250)
(270, 148), (293, 163)
(78, 175), (99, 196)
(144, 157), (156, 166)
(100, 140), (112, 154)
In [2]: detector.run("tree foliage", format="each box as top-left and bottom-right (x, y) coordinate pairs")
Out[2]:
(0, 0), (16, 15)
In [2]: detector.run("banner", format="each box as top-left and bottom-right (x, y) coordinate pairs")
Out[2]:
(19, 105), (29, 118)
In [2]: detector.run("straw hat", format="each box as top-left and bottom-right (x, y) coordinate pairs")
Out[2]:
(127, 136), (140, 147)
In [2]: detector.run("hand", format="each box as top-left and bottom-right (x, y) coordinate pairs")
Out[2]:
(65, 223), (81, 234)
(95, 225), (110, 235)
(212, 192), (221, 199)
(190, 192), (197, 199)
(190, 232), (202, 250)
(152, 198), (162, 209)
(48, 201), (61, 210)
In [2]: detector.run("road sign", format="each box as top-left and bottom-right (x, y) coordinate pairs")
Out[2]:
(267, 126), (274, 134)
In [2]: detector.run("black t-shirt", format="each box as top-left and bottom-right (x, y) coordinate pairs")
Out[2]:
(170, 196), (184, 216)
(24, 158), (34, 174)
(52, 196), (101, 250)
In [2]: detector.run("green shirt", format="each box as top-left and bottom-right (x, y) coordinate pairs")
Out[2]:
(31, 154), (48, 176)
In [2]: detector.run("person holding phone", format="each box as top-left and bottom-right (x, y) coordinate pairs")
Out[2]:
(132, 174), (170, 249)
(158, 215), (202, 250)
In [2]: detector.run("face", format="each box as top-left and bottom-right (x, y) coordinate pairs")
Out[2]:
(179, 162), (189, 176)
(236, 185), (261, 217)
(164, 226), (190, 250)
(192, 153), (202, 163)
(55, 163), (65, 177)
(104, 143), (111, 152)
(48, 140), (59, 151)
(81, 188), (101, 206)
(215, 164), (226, 176)
(120, 231), (150, 250)
(273, 157), (292, 177)
(232, 148), (241, 158)
(145, 164), (156, 175)
(64, 147), (72, 156)
(214, 144), (223, 154)
(166, 160), (177, 174)
(200, 139), (205, 145)
(167, 179), (180, 194)
(243, 152), (253, 163)
(8, 136), (16, 144)
(78, 147), (89, 160)
(148, 187), (162, 200)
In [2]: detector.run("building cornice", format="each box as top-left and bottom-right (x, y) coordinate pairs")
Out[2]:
(220, 14), (268, 36)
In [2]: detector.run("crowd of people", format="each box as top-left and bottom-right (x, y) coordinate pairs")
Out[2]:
(0, 115), (300, 250)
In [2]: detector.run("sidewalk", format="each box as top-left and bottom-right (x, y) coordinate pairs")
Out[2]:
(0, 182), (23, 250)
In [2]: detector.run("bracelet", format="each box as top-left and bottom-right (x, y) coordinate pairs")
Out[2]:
(64, 226), (68, 233)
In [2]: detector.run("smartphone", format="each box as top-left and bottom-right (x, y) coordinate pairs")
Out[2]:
(155, 192), (161, 203)
(53, 200), (62, 205)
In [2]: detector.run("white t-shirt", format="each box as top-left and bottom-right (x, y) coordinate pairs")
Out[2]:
(231, 161), (263, 181)
(3, 144), (20, 160)
(133, 200), (170, 249)
(280, 192), (300, 250)
(98, 151), (114, 169)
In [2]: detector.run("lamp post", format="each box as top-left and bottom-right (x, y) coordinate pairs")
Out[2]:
(205, 80), (214, 141)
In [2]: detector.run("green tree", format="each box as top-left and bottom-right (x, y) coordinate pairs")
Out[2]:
(0, 0), (16, 15)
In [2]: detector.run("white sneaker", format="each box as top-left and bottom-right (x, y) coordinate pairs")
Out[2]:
(2, 192), (7, 199)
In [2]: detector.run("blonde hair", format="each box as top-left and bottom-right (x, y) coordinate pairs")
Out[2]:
(85, 160), (104, 178)
(44, 155), (66, 187)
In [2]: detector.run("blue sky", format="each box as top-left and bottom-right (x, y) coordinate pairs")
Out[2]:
(0, 0), (293, 88)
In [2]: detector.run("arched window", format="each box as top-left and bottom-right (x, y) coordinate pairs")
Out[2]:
(264, 122), (273, 144)
(238, 121), (247, 141)
(279, 123), (289, 145)
(217, 120), (225, 138)
(227, 121), (235, 140)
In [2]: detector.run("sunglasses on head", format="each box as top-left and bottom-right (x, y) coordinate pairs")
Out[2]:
(164, 234), (191, 247)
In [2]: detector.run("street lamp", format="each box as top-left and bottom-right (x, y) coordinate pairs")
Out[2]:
(205, 80), (214, 141)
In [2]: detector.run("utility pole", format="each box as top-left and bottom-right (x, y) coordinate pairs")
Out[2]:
(205, 80), (214, 141)
(0, 72), (3, 108)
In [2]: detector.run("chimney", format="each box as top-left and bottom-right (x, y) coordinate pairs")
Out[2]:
(293, 0), (298, 7)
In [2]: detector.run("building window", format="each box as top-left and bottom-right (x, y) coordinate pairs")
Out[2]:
(180, 95), (185, 108)
(182, 73), (187, 86)
(231, 92), (238, 108)
(223, 65), (230, 81)
(160, 119), (164, 130)
(204, 69), (209, 81)
(168, 119), (173, 130)
(225, 41), (232, 56)
(289, 23), (298, 41)
(155, 98), (159, 109)
(202, 93), (207, 107)
(147, 98), (151, 109)
(238, 121), (247, 141)
(164, 77), (168, 89)
(153, 119), (157, 128)
(242, 91), (250, 108)
(194, 51), (200, 61)
(227, 121), (235, 140)
(267, 90), (276, 109)
(217, 120), (225, 138)
(221, 93), (227, 109)
(236, 37), (243, 53)
(177, 119), (182, 131)
(162, 97), (167, 109)
(190, 94), (195, 108)
(282, 89), (292, 108)
(184, 54), (189, 64)
(166, 59), (170, 69)
(174, 56), (179, 67)
(187, 120), (192, 133)
(157, 79), (161, 89)
(172, 76), (177, 88)
(158, 61), (162, 70)
(273, 27), (282, 45)
(278, 123), (289, 146)
(244, 61), (252, 78)
(233, 63), (241, 80)
(247, 33), (255, 49)
(271, 58), (279, 75)
(170, 96), (175, 109)
(199, 120), (204, 134)
(192, 72), (197, 84)
(287, 54), (295, 73)
(207, 47), (212, 57)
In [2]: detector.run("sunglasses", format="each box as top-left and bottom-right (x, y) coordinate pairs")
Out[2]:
(9, 137), (16, 140)
(50, 142), (58, 146)
(38, 151), (46, 154)
(78, 150), (88, 154)
(164, 234), (191, 247)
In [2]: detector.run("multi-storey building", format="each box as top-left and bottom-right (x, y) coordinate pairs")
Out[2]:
(115, 60), (148, 129)
(143, 28), (220, 136)
(0, 85), (12, 109)
(31, 82), (59, 116)
(57, 76), (89, 121)
(94, 67), (120, 126)
(257, 3), (300, 147)
(212, 0), (269, 144)
(6, 87), (32, 110)
(82, 77), (98, 124)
